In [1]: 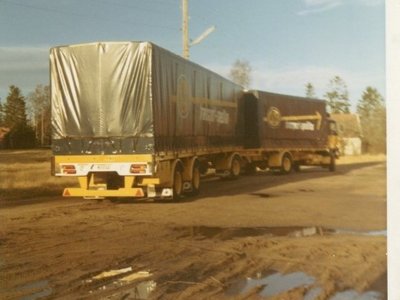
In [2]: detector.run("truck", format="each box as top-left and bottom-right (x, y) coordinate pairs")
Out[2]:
(50, 41), (339, 199)
(239, 90), (339, 174)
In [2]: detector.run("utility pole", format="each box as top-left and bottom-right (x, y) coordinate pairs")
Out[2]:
(181, 0), (215, 59)
(182, 0), (189, 59)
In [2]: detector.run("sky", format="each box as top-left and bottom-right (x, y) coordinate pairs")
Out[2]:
(0, 0), (385, 111)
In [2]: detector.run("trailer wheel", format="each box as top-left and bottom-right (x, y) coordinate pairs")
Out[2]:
(280, 153), (293, 174)
(190, 163), (201, 195)
(229, 156), (241, 179)
(329, 153), (336, 172)
(173, 167), (183, 199)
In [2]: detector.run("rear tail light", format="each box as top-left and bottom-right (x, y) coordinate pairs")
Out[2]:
(130, 163), (147, 174)
(61, 165), (77, 174)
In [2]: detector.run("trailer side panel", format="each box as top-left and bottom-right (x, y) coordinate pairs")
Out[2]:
(150, 44), (243, 153)
(243, 91), (330, 150)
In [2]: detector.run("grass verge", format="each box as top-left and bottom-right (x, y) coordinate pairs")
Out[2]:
(0, 149), (76, 201)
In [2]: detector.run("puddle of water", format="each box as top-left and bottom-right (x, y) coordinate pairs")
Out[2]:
(366, 230), (387, 236)
(226, 271), (315, 298)
(17, 280), (53, 300)
(132, 280), (157, 299)
(91, 270), (155, 299)
(20, 288), (53, 300)
(305, 287), (323, 300)
(329, 290), (383, 300)
(19, 280), (49, 291)
(335, 229), (387, 237)
(178, 225), (386, 241)
(106, 280), (157, 299)
(180, 226), (331, 240)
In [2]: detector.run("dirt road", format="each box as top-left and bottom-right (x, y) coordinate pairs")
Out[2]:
(0, 160), (386, 299)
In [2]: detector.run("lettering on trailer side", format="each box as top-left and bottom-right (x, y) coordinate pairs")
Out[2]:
(285, 121), (315, 131)
(172, 74), (234, 125)
(263, 106), (322, 130)
(199, 107), (230, 125)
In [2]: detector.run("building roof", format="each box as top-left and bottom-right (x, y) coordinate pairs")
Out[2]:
(330, 113), (362, 137)
(0, 127), (10, 140)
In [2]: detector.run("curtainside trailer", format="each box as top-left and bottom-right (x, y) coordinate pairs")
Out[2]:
(50, 41), (244, 199)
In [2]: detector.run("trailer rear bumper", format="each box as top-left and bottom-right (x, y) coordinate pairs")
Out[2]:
(62, 185), (174, 199)
(62, 187), (146, 198)
(60, 173), (163, 198)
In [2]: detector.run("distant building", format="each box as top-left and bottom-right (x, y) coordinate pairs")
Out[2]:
(330, 114), (362, 156)
(0, 127), (10, 149)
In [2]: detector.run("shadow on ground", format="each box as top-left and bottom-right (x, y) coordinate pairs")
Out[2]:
(109, 161), (385, 205)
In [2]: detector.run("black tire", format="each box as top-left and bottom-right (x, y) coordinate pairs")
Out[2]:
(190, 163), (201, 195)
(244, 162), (257, 175)
(280, 153), (293, 174)
(172, 167), (183, 200)
(199, 161), (209, 175)
(329, 154), (336, 172)
(257, 161), (268, 171)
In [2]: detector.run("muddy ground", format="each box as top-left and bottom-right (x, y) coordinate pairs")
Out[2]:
(0, 158), (386, 299)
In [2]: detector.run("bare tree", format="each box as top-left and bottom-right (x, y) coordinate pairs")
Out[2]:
(27, 85), (50, 146)
(324, 76), (351, 113)
(229, 59), (252, 88)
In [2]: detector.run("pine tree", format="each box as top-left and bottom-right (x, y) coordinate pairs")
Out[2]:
(4, 85), (28, 128)
(27, 85), (51, 146)
(357, 87), (384, 118)
(324, 76), (351, 113)
(305, 82), (316, 98)
(3, 85), (35, 148)
(356, 87), (386, 153)
(0, 100), (4, 127)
